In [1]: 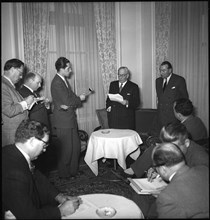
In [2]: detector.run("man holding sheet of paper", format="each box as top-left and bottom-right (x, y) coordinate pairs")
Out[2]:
(106, 66), (140, 130)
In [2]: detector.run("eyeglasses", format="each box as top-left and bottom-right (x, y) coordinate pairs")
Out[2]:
(36, 137), (49, 147)
(118, 73), (127, 77)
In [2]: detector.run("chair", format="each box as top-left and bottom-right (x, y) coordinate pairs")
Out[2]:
(95, 108), (109, 130)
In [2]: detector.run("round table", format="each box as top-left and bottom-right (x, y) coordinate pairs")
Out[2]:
(62, 193), (144, 219)
(84, 129), (142, 176)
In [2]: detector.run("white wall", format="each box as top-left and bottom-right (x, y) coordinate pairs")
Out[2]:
(116, 2), (156, 108)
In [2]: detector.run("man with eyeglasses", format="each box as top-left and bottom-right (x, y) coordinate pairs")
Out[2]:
(2, 59), (35, 146)
(135, 142), (209, 218)
(18, 72), (50, 129)
(2, 119), (81, 219)
(106, 66), (140, 130)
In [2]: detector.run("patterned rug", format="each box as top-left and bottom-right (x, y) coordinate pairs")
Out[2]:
(47, 156), (135, 200)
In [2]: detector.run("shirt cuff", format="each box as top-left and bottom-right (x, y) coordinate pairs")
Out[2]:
(19, 101), (28, 110)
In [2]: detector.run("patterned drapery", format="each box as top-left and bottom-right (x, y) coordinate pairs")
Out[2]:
(22, 3), (50, 95)
(155, 2), (171, 78)
(94, 2), (117, 97)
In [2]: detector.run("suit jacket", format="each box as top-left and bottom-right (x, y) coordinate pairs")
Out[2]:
(1, 76), (28, 146)
(106, 80), (140, 130)
(51, 74), (82, 128)
(156, 165), (209, 218)
(2, 144), (61, 219)
(18, 85), (50, 128)
(131, 140), (209, 178)
(182, 115), (207, 141)
(156, 73), (189, 131)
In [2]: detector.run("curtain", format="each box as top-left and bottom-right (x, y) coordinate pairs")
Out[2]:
(22, 3), (50, 96)
(46, 3), (105, 135)
(155, 2), (171, 78)
(94, 2), (117, 96)
(167, 1), (209, 134)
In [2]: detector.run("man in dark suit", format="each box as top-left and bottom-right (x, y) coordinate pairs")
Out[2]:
(2, 59), (35, 146)
(150, 143), (209, 218)
(18, 72), (50, 129)
(173, 98), (207, 141)
(106, 66), (140, 130)
(155, 61), (189, 134)
(51, 57), (86, 179)
(2, 119), (81, 219)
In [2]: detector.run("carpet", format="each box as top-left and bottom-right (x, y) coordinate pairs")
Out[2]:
(47, 156), (135, 200)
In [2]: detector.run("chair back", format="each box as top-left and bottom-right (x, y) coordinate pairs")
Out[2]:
(96, 108), (109, 129)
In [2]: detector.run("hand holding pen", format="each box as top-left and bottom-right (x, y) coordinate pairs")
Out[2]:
(146, 167), (162, 182)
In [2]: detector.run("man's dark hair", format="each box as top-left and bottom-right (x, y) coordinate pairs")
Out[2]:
(174, 98), (194, 116)
(15, 119), (49, 143)
(159, 122), (189, 145)
(160, 61), (173, 72)
(55, 57), (70, 72)
(4, 59), (24, 71)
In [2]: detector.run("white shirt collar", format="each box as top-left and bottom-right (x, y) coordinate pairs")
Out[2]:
(57, 73), (66, 82)
(169, 171), (176, 181)
(15, 144), (31, 169)
(165, 73), (172, 84)
(119, 81), (127, 87)
(3, 75), (15, 88)
(23, 84), (34, 93)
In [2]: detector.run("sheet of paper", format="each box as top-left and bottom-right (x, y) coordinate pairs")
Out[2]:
(128, 178), (168, 194)
(108, 93), (123, 102)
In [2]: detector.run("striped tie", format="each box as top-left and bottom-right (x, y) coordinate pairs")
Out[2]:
(119, 83), (123, 92)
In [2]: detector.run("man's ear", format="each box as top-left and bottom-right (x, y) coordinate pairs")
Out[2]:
(184, 138), (190, 148)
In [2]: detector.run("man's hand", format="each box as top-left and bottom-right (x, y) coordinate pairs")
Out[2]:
(79, 93), (86, 101)
(60, 105), (69, 110)
(147, 167), (159, 182)
(25, 95), (35, 107)
(58, 199), (80, 217)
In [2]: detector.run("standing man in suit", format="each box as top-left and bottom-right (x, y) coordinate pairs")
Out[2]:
(173, 98), (207, 141)
(151, 143), (209, 218)
(51, 57), (86, 179)
(155, 61), (189, 133)
(2, 119), (81, 219)
(106, 66), (140, 130)
(18, 72), (50, 129)
(2, 58), (35, 146)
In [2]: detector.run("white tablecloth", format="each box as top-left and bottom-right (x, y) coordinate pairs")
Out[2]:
(63, 193), (144, 219)
(84, 129), (142, 176)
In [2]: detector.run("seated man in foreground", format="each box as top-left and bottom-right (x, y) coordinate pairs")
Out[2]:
(125, 122), (209, 178)
(2, 119), (81, 219)
(133, 142), (209, 218)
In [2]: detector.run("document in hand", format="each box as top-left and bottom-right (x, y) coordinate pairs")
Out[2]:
(128, 178), (168, 194)
(108, 93), (123, 102)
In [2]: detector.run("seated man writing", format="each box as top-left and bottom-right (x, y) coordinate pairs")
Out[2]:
(2, 119), (81, 219)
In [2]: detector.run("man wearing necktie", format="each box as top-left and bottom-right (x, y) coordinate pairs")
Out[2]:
(18, 72), (50, 129)
(2, 119), (81, 219)
(51, 57), (86, 179)
(155, 61), (189, 134)
(106, 66), (140, 130)
(2, 59), (35, 146)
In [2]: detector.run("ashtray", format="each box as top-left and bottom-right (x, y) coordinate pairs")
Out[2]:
(101, 130), (110, 134)
(96, 207), (116, 218)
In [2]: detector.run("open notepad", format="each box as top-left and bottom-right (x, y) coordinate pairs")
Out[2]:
(128, 178), (168, 194)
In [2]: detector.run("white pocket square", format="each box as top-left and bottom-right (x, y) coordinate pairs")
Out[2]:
(127, 93), (131, 95)
(171, 86), (176, 89)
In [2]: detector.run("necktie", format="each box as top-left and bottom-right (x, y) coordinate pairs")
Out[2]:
(163, 79), (167, 92)
(64, 79), (69, 88)
(29, 161), (35, 174)
(119, 83), (123, 93)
